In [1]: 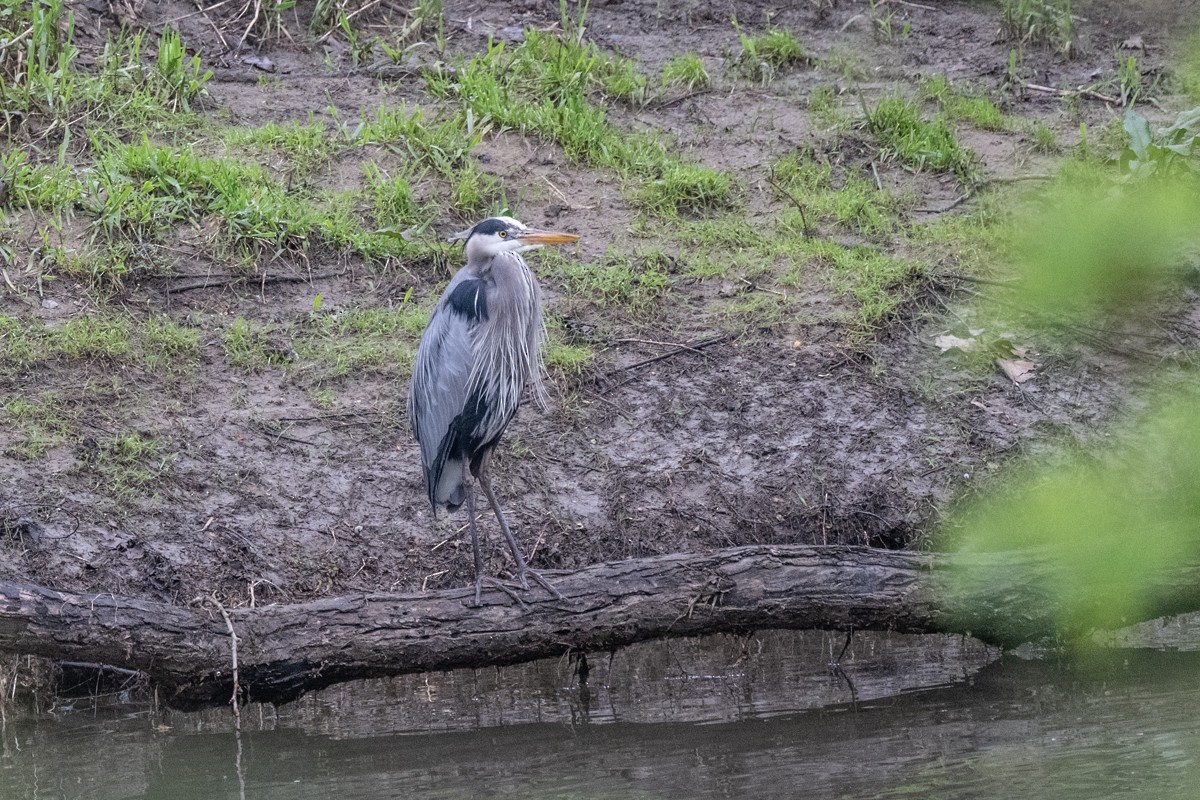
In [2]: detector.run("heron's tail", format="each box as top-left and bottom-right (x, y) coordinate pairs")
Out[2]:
(427, 450), (468, 511)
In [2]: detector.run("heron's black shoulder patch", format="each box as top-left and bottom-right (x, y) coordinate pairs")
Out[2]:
(445, 278), (488, 321)
(471, 217), (510, 237)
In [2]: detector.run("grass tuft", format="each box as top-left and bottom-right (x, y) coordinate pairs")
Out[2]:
(3, 392), (72, 460)
(431, 31), (734, 216)
(999, 0), (1075, 57)
(662, 53), (710, 91)
(921, 76), (1013, 132)
(560, 248), (672, 313)
(771, 148), (903, 237)
(224, 318), (290, 372)
(636, 164), (737, 217)
(868, 95), (979, 185)
(731, 25), (811, 85)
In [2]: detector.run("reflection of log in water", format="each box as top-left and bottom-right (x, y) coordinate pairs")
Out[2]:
(11, 646), (1200, 800)
(2, 544), (1199, 708)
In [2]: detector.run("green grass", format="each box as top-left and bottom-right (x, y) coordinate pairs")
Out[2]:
(53, 316), (132, 359)
(0, 313), (203, 373)
(821, 49), (868, 82)
(544, 316), (594, 376)
(771, 148), (903, 237)
(85, 432), (172, 505)
(354, 102), (500, 219)
(636, 163), (737, 217)
(809, 85), (853, 130)
(0, 316), (41, 366)
(559, 247), (672, 313)
(225, 117), (334, 176)
(791, 240), (927, 339)
(712, 291), (793, 334)
(2, 392), (72, 460)
(293, 303), (430, 381)
(730, 25), (811, 85)
(1030, 120), (1059, 154)
(428, 30), (734, 216)
(921, 76), (1013, 131)
(908, 192), (1013, 276)
(662, 53), (710, 91)
(142, 315), (201, 372)
(868, 95), (979, 185)
(999, 0), (1075, 56)
(0, 1), (209, 132)
(224, 317), (290, 372)
(362, 162), (425, 229)
(1177, 28), (1200, 104)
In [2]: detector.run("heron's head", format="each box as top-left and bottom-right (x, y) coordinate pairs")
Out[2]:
(448, 216), (579, 262)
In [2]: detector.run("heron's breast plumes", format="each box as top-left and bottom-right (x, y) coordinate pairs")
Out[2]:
(466, 252), (549, 441)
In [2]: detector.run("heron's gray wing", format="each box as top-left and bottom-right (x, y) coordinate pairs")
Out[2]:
(408, 292), (474, 509)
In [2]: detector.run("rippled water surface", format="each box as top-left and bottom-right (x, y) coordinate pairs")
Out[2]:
(2, 629), (1198, 799)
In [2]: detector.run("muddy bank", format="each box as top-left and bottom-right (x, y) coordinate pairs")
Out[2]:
(2, 0), (1199, 611)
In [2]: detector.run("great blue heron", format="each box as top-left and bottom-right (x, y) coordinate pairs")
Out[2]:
(408, 216), (579, 605)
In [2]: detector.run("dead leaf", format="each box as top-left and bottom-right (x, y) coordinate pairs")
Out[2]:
(997, 358), (1034, 383)
(242, 54), (276, 72)
(1121, 34), (1145, 51)
(935, 334), (977, 353)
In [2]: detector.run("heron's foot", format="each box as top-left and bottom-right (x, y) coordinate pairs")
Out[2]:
(516, 567), (566, 601)
(471, 575), (529, 608)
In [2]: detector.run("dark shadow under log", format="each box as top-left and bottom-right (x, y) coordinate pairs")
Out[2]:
(2, 545), (1200, 708)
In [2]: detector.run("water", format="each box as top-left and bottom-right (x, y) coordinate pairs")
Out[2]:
(1, 629), (1197, 799)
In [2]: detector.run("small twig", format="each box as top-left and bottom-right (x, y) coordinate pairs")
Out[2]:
(987, 174), (1053, 183)
(421, 570), (448, 592)
(274, 412), (378, 423)
(1024, 82), (1120, 105)
(431, 525), (469, 551)
(166, 0), (236, 24)
(870, 160), (883, 192)
(0, 26), (33, 53)
(740, 276), (787, 298)
(613, 337), (712, 357)
(238, 0), (263, 50)
(207, 596), (241, 725)
(244, 422), (323, 447)
(316, 0), (388, 43)
(656, 89), (713, 109)
(607, 335), (729, 379)
(935, 273), (1020, 288)
(538, 174), (593, 211)
(915, 192), (971, 213)
(764, 172), (813, 236)
(879, 0), (938, 9)
(57, 661), (143, 678)
(163, 271), (342, 293)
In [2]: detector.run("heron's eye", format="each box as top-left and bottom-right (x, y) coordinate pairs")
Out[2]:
(498, 230), (508, 238)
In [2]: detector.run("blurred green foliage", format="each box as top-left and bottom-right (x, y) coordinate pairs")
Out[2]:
(1014, 173), (1200, 312)
(945, 395), (1200, 637)
(942, 95), (1200, 643)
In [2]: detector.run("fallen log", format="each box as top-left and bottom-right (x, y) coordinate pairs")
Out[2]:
(2, 544), (1199, 709)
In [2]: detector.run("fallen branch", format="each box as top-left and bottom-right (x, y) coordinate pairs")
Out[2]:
(2, 544), (1200, 709)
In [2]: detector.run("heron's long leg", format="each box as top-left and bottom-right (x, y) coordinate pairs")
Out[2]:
(465, 478), (484, 607)
(478, 451), (564, 600)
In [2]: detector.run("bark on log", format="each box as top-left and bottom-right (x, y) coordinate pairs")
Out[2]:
(1, 544), (1199, 709)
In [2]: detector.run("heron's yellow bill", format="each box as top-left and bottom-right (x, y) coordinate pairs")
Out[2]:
(517, 230), (580, 245)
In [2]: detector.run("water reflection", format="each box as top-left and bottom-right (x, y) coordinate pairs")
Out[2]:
(1, 630), (1198, 799)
